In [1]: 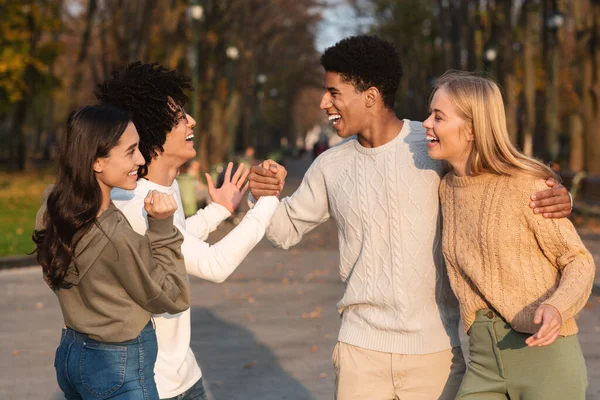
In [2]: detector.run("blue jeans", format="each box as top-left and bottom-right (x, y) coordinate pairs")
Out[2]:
(54, 321), (159, 399)
(161, 378), (207, 400)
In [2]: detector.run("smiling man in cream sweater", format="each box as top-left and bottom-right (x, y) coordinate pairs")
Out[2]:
(248, 35), (572, 400)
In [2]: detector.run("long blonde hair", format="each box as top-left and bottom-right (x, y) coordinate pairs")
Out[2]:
(433, 70), (555, 180)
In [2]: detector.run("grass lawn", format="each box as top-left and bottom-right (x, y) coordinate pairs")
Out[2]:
(0, 171), (54, 257)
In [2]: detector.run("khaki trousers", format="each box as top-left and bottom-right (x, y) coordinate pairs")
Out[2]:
(332, 342), (466, 400)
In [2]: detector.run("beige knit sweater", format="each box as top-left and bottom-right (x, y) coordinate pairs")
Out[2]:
(439, 171), (595, 336)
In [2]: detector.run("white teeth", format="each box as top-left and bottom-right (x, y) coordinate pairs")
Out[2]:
(426, 136), (439, 142)
(128, 171), (137, 176)
(186, 134), (194, 140)
(328, 115), (341, 121)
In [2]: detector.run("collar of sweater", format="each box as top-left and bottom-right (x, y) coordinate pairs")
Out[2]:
(352, 119), (410, 155)
(449, 171), (496, 188)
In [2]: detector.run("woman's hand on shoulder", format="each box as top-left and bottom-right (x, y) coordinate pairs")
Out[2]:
(144, 190), (178, 220)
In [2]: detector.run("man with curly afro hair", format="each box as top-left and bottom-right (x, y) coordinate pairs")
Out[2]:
(247, 35), (571, 399)
(97, 62), (283, 400)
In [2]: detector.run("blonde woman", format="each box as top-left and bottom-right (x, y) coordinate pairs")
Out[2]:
(423, 70), (594, 400)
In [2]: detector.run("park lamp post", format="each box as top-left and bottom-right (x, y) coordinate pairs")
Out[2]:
(225, 46), (239, 158)
(188, 4), (203, 122)
(483, 45), (497, 73)
(546, 10), (564, 163)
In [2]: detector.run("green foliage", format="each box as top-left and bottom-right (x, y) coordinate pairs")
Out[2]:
(0, 1), (63, 112)
(0, 171), (54, 257)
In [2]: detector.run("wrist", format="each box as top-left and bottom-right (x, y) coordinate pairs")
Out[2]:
(568, 191), (573, 211)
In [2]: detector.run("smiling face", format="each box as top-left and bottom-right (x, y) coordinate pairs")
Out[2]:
(320, 71), (370, 138)
(94, 122), (145, 190)
(423, 87), (474, 173)
(161, 105), (197, 166)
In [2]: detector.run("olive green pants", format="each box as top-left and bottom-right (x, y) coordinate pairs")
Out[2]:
(457, 309), (588, 400)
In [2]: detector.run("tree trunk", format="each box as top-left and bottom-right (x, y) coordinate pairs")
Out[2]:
(585, 3), (600, 175)
(522, 9), (537, 156)
(569, 114), (585, 172)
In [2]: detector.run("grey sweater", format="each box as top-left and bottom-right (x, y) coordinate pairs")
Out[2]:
(265, 120), (461, 354)
(35, 195), (190, 342)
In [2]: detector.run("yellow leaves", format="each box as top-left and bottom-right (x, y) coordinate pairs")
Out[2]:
(301, 306), (322, 320)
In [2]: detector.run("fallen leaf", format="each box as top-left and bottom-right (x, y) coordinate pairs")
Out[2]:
(302, 306), (322, 320)
(243, 361), (256, 369)
(311, 345), (318, 353)
(319, 372), (328, 379)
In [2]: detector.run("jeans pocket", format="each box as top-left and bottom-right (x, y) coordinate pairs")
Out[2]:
(80, 340), (127, 398)
(54, 329), (67, 369)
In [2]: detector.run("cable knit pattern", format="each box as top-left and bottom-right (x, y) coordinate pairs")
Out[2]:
(266, 120), (461, 354)
(439, 172), (596, 336)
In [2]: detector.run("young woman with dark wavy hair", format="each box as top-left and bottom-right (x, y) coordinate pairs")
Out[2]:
(33, 104), (191, 399)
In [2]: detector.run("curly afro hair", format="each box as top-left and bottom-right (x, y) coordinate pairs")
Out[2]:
(320, 35), (402, 110)
(95, 62), (191, 178)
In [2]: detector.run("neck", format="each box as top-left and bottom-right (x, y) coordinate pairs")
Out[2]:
(450, 160), (471, 177)
(145, 157), (180, 187)
(356, 111), (403, 148)
(97, 183), (112, 217)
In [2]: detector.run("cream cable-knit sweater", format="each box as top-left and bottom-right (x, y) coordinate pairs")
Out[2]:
(439, 171), (595, 336)
(265, 120), (461, 354)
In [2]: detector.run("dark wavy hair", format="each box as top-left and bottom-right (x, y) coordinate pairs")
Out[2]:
(94, 62), (191, 178)
(320, 35), (403, 110)
(32, 105), (131, 290)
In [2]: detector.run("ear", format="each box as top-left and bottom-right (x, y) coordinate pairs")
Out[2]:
(93, 158), (104, 174)
(464, 123), (475, 142)
(365, 87), (380, 108)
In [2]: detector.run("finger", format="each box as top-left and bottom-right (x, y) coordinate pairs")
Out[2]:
(237, 168), (250, 190)
(249, 173), (281, 186)
(539, 330), (561, 347)
(545, 178), (558, 187)
(144, 190), (153, 205)
(269, 164), (279, 174)
(541, 210), (571, 219)
(205, 173), (215, 191)
(231, 163), (245, 184)
(531, 195), (570, 209)
(153, 192), (165, 211)
(531, 187), (565, 201)
(240, 181), (250, 196)
(225, 162), (234, 182)
(250, 165), (278, 179)
(168, 194), (178, 210)
(249, 181), (282, 191)
(533, 307), (544, 325)
(533, 321), (552, 344)
(532, 204), (570, 215)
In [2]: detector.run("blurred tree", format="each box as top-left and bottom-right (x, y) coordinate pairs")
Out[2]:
(0, 0), (63, 171)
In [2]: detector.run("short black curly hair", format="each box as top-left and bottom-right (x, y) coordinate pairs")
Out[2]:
(95, 62), (191, 178)
(320, 35), (402, 110)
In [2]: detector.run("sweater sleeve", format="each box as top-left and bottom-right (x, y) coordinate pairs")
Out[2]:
(178, 196), (279, 282)
(115, 215), (190, 314)
(524, 180), (595, 323)
(184, 202), (231, 241)
(265, 157), (330, 250)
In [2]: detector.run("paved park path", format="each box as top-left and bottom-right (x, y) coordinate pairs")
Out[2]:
(2, 157), (600, 399)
